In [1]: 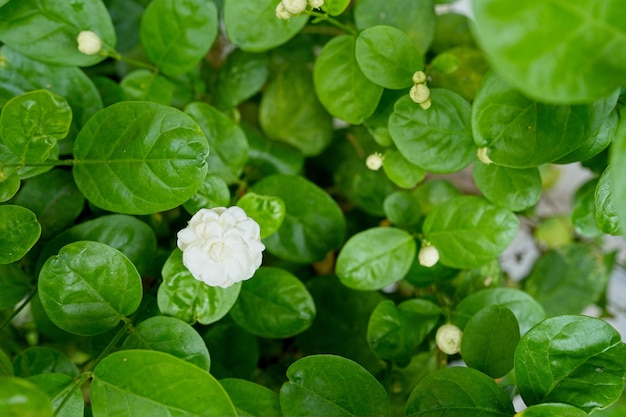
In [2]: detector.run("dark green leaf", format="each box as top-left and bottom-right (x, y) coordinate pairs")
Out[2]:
(473, 163), (542, 212)
(119, 69), (174, 105)
(236, 193), (285, 239)
(203, 320), (260, 379)
(555, 109), (618, 164)
(519, 403), (588, 417)
(214, 49), (269, 109)
(428, 47), (490, 102)
(595, 166), (621, 235)
(0, 173), (20, 202)
(183, 174), (231, 215)
(0, 205), (40, 264)
(0, 263), (31, 309)
(13, 347), (79, 378)
(0, 377), (53, 417)
(0, 349), (12, 377)
(220, 378), (281, 417)
(27, 373), (83, 417)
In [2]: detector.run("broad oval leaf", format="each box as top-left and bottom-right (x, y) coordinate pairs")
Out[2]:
(472, 0), (626, 103)
(422, 196), (519, 269)
(140, 0), (218, 76)
(119, 69), (174, 105)
(515, 315), (626, 413)
(13, 347), (79, 378)
(214, 49), (269, 109)
(91, 350), (236, 417)
(336, 227), (416, 291)
(405, 366), (515, 417)
(519, 403), (588, 417)
(389, 89), (474, 173)
(73, 101), (208, 214)
(27, 373), (83, 417)
(595, 166), (621, 235)
(0, 205), (41, 264)
(382, 148), (426, 189)
(280, 354), (390, 417)
(236, 192), (285, 239)
(229, 267), (315, 338)
(473, 163), (542, 212)
(323, 0), (350, 16)
(0, 377), (53, 417)
(38, 241), (143, 336)
(220, 378), (281, 417)
(0, 263), (31, 309)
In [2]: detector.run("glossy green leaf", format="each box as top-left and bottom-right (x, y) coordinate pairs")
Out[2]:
(223, 0), (307, 52)
(0, 377), (53, 417)
(122, 316), (210, 371)
(0, 173), (20, 202)
(120, 69), (174, 105)
(460, 305), (519, 378)
(519, 403), (588, 417)
(405, 366), (515, 417)
(157, 249), (241, 325)
(260, 66), (333, 156)
(183, 174), (230, 215)
(237, 193), (285, 239)
(314, 35), (383, 124)
(383, 191), (423, 229)
(0, 205), (40, 264)
(91, 350), (236, 417)
(203, 321), (260, 379)
(0, 349), (12, 377)
(428, 47), (490, 102)
(571, 178), (603, 238)
(336, 227), (416, 291)
(382, 148), (426, 189)
(364, 89), (405, 147)
(220, 378), (281, 417)
(354, 0), (435, 54)
(515, 315), (626, 413)
(472, 72), (618, 167)
(13, 347), (79, 378)
(229, 267), (315, 338)
(73, 101), (209, 214)
(472, 0), (626, 103)
(524, 244), (608, 317)
(389, 89), (474, 173)
(38, 241), (142, 336)
(280, 354), (390, 417)
(367, 299), (441, 363)
(473, 163), (542, 212)
(555, 109), (618, 164)
(355, 25), (423, 89)
(214, 49), (269, 109)
(1, 90), (71, 163)
(185, 101), (248, 184)
(0, 263), (31, 309)
(454, 288), (546, 335)
(251, 174), (346, 263)
(0, 0), (116, 67)
(322, 0), (350, 15)
(140, 0), (217, 76)
(422, 196), (519, 269)
(27, 373), (83, 417)
(595, 166), (621, 235)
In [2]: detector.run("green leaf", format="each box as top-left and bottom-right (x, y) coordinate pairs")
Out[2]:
(0, 172), (20, 202)
(336, 227), (416, 291)
(322, 0), (350, 16)
(185, 101), (248, 185)
(519, 403), (588, 417)
(203, 321), (260, 379)
(383, 191), (423, 230)
(354, 0), (435, 54)
(454, 288), (546, 335)
(571, 178), (603, 238)
(472, 71), (619, 167)
(389, 89), (474, 173)
(91, 350), (236, 417)
(251, 174), (346, 263)
(422, 196), (519, 269)
(471, 0), (626, 103)
(183, 174), (231, 215)
(524, 244), (608, 317)
(0, 263), (31, 309)
(0, 205), (40, 264)
(73, 101), (209, 214)
(515, 315), (626, 413)
(220, 378), (281, 417)
(27, 373), (83, 417)
(595, 166), (621, 235)
(119, 69), (174, 105)
(157, 249), (241, 325)
(555, 109), (618, 164)
(214, 49), (269, 109)
(0, 349), (11, 377)
(1, 90), (71, 163)
(355, 25), (423, 89)
(223, 0), (307, 52)
(314, 35), (383, 124)
(236, 193), (285, 239)
(280, 354), (390, 417)
(428, 47), (490, 102)
(367, 299), (441, 363)
(460, 305), (519, 378)
(141, 0), (217, 75)
(122, 316), (210, 371)
(244, 124), (305, 178)
(382, 148), (426, 189)
(13, 347), (79, 378)
(473, 163), (542, 212)
(0, 377), (53, 417)
(38, 241), (143, 336)
(405, 366), (515, 417)
(0, 0), (116, 67)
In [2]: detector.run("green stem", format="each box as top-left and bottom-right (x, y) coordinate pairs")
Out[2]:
(0, 288), (37, 334)
(106, 50), (159, 73)
(86, 317), (134, 372)
(53, 371), (92, 417)
(306, 10), (357, 35)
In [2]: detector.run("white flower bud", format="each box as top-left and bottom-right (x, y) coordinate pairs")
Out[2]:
(477, 147), (493, 165)
(275, 2), (292, 19)
(418, 244), (439, 267)
(412, 70), (427, 84)
(410, 83), (430, 104)
(77, 30), (102, 55)
(177, 206), (265, 288)
(436, 323), (463, 355)
(281, 0), (307, 14)
(419, 98), (432, 110)
(309, 0), (324, 8)
(366, 152), (384, 171)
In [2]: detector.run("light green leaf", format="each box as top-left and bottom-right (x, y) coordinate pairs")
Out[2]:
(120, 69), (174, 105)
(473, 163), (542, 212)
(382, 148), (426, 189)
(237, 193), (285, 239)
(571, 178), (603, 238)
(220, 378), (281, 417)
(555, 110), (618, 164)
(0, 377), (53, 417)
(27, 373), (83, 417)
(0, 205), (40, 264)
(322, 0), (350, 16)
(595, 166), (621, 235)
(519, 403), (588, 417)
(0, 172), (20, 202)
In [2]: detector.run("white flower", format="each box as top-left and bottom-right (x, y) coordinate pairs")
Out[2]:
(477, 147), (493, 165)
(418, 244), (439, 267)
(281, 0), (307, 15)
(177, 207), (265, 288)
(436, 323), (463, 355)
(77, 30), (102, 55)
(275, 2), (292, 19)
(308, 0), (324, 8)
(410, 83), (430, 104)
(412, 70), (427, 84)
(366, 152), (384, 171)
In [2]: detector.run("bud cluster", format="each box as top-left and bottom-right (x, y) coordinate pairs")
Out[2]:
(276, 0), (324, 20)
(410, 70), (431, 110)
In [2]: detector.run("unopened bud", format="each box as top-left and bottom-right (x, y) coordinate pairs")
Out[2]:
(77, 31), (102, 55)
(419, 98), (432, 110)
(281, 0), (307, 14)
(412, 70), (427, 84)
(477, 147), (493, 165)
(366, 152), (384, 171)
(308, 0), (324, 8)
(436, 324), (462, 355)
(410, 83), (430, 104)
(418, 244), (439, 267)
(275, 2), (292, 19)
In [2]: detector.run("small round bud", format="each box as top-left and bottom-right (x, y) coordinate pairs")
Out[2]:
(410, 83), (430, 104)
(436, 323), (463, 355)
(275, 2), (293, 19)
(281, 0), (307, 14)
(308, 0), (324, 8)
(418, 244), (439, 267)
(419, 98), (432, 110)
(412, 70), (427, 84)
(77, 30), (102, 55)
(366, 152), (384, 171)
(477, 147), (493, 165)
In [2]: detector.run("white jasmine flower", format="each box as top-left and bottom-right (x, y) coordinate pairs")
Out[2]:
(308, 0), (324, 8)
(275, 2), (292, 19)
(410, 83), (430, 104)
(436, 323), (463, 355)
(366, 152), (384, 171)
(418, 244), (439, 267)
(177, 207), (265, 288)
(477, 147), (493, 165)
(76, 30), (102, 55)
(281, 0), (307, 15)
(412, 70), (427, 84)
